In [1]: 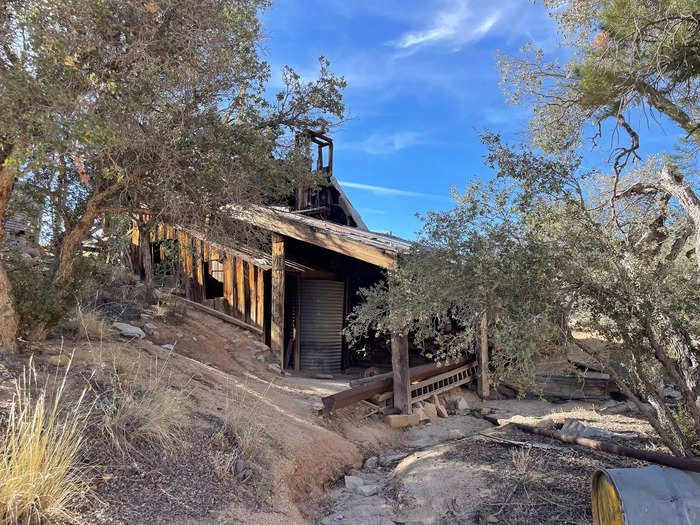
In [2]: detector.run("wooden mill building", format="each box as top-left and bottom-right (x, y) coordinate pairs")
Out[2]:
(132, 132), (421, 412)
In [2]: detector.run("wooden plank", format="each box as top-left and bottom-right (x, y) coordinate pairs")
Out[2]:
(391, 334), (411, 415)
(223, 253), (234, 313)
(478, 311), (490, 399)
(235, 257), (245, 317)
(271, 234), (285, 367)
(256, 267), (264, 329)
(248, 262), (256, 325)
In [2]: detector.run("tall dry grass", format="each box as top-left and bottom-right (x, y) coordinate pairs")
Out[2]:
(0, 356), (90, 524)
(97, 356), (189, 458)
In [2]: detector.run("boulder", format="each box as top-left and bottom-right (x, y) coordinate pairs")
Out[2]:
(162, 343), (175, 351)
(456, 396), (470, 411)
(143, 322), (158, 334)
(112, 322), (145, 339)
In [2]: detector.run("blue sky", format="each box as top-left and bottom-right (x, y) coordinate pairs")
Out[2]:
(262, 1), (560, 238)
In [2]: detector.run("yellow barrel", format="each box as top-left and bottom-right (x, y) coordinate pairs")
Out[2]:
(592, 466), (700, 525)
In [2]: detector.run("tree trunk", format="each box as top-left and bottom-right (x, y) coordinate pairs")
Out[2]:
(658, 167), (700, 273)
(0, 149), (19, 351)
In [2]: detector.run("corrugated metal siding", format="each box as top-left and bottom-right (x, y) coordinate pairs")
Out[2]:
(299, 280), (344, 373)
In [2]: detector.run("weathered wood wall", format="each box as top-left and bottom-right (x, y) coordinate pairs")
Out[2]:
(131, 223), (266, 334)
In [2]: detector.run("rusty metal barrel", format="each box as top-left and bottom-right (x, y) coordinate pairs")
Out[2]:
(592, 466), (700, 525)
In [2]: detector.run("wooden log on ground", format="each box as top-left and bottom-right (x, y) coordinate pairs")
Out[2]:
(484, 417), (700, 474)
(319, 357), (471, 415)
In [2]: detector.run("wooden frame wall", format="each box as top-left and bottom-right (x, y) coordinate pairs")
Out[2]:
(141, 224), (266, 335)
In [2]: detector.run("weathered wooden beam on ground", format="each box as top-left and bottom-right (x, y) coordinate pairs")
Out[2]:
(319, 357), (470, 415)
(484, 417), (700, 474)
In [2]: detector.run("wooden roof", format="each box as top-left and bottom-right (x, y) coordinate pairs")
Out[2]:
(223, 204), (412, 270)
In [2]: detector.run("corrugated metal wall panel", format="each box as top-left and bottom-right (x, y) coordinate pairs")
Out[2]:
(299, 280), (344, 373)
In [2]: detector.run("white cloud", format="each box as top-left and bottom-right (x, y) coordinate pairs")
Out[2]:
(391, 1), (502, 52)
(340, 131), (425, 155)
(340, 181), (449, 200)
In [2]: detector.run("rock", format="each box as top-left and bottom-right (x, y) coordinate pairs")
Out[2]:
(487, 514), (499, 523)
(363, 456), (378, 470)
(320, 514), (343, 525)
(47, 354), (69, 367)
(385, 413), (420, 428)
(162, 343), (175, 351)
(255, 354), (265, 361)
(355, 484), (379, 497)
(421, 402), (438, 421)
(447, 429), (465, 440)
(112, 322), (146, 339)
(313, 373), (334, 379)
(102, 473), (114, 482)
(267, 363), (282, 374)
(378, 452), (408, 467)
(456, 396), (470, 411)
(432, 394), (448, 418)
(234, 458), (245, 474)
(344, 475), (364, 491)
(143, 322), (158, 334)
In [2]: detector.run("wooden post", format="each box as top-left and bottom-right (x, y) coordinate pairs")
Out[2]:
(391, 333), (411, 414)
(248, 263), (256, 325)
(478, 311), (490, 399)
(271, 234), (285, 368)
(223, 253), (234, 314)
(235, 258), (245, 318)
(256, 267), (264, 330)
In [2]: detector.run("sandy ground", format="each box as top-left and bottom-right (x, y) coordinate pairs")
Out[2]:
(0, 305), (655, 525)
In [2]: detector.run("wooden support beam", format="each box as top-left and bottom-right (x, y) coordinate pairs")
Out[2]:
(223, 253), (234, 313)
(391, 334), (411, 415)
(256, 267), (264, 330)
(271, 234), (285, 367)
(478, 311), (490, 399)
(248, 262), (256, 325)
(235, 258), (245, 317)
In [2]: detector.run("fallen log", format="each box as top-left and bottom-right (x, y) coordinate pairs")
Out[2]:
(320, 357), (471, 415)
(484, 417), (700, 474)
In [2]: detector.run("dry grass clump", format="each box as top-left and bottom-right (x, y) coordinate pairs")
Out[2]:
(208, 381), (271, 485)
(0, 357), (90, 524)
(97, 357), (189, 458)
(75, 304), (115, 342)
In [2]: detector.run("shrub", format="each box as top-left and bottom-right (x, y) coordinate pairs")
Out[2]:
(0, 357), (90, 524)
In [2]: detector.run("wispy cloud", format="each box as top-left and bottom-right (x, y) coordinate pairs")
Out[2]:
(340, 131), (425, 155)
(391, 1), (501, 52)
(340, 181), (449, 200)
